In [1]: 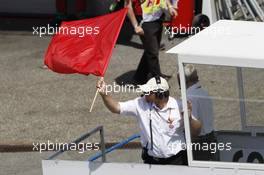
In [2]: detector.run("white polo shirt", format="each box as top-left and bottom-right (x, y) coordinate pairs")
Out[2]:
(186, 83), (214, 136)
(119, 97), (186, 158)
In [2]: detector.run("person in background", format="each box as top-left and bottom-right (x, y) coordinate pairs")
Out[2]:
(177, 64), (217, 161)
(132, 0), (166, 50)
(125, 0), (178, 85)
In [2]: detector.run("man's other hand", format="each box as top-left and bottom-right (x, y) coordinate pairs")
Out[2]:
(135, 26), (144, 35)
(169, 7), (178, 18)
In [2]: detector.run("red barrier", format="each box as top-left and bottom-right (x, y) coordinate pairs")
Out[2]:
(132, 0), (142, 16)
(170, 0), (194, 33)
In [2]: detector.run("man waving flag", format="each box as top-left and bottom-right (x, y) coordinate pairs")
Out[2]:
(44, 8), (128, 76)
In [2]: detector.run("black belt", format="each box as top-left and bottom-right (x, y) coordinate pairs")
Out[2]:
(144, 149), (186, 162)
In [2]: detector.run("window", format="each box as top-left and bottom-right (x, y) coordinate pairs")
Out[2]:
(178, 63), (264, 170)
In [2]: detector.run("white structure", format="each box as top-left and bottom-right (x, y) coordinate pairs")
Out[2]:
(167, 20), (264, 170)
(203, 0), (218, 24)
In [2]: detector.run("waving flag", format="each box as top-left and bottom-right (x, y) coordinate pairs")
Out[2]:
(44, 8), (128, 76)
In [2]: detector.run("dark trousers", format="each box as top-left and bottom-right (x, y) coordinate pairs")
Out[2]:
(134, 19), (163, 84)
(142, 149), (188, 165)
(192, 131), (220, 161)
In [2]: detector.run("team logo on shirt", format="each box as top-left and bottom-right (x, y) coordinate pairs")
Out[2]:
(141, 0), (166, 14)
(167, 118), (174, 129)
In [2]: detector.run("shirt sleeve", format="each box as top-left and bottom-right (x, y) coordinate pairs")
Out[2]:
(119, 99), (138, 117)
(177, 99), (183, 111)
(177, 99), (200, 121)
(188, 97), (200, 121)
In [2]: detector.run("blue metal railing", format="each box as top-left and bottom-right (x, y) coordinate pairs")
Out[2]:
(88, 133), (140, 162)
(47, 126), (106, 162)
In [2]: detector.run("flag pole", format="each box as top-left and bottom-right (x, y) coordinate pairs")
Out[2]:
(89, 89), (99, 112)
(89, 77), (103, 112)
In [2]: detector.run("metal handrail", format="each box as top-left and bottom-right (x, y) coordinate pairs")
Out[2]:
(47, 125), (106, 162)
(88, 133), (140, 162)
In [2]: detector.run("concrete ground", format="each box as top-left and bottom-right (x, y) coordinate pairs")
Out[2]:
(1, 27), (264, 174)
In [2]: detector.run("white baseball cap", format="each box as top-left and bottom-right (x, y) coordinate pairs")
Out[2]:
(139, 76), (169, 93)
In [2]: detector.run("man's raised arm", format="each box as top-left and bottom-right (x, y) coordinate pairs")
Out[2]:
(97, 78), (120, 114)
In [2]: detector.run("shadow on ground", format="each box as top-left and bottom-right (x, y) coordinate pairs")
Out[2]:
(115, 70), (137, 86)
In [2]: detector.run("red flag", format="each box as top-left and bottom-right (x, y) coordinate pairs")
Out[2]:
(44, 8), (128, 76)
